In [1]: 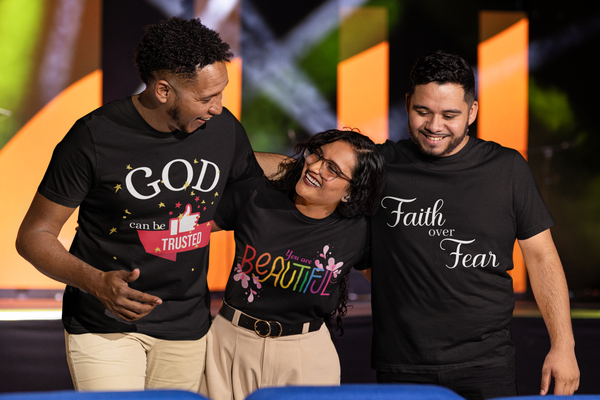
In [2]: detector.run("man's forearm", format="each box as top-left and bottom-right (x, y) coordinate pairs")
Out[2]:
(254, 151), (288, 178)
(521, 230), (574, 347)
(519, 229), (579, 395)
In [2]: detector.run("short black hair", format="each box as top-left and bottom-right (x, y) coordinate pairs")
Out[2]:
(134, 17), (233, 85)
(408, 50), (476, 105)
(273, 129), (386, 218)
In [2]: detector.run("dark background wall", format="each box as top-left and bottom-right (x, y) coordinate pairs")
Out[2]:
(102, 0), (600, 298)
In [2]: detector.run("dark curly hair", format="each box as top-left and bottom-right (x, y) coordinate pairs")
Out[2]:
(408, 50), (476, 105)
(272, 129), (385, 338)
(272, 129), (386, 219)
(134, 17), (233, 85)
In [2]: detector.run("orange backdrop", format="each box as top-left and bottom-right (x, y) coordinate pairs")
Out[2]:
(478, 12), (529, 293)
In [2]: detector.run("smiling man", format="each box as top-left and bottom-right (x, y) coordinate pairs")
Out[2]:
(367, 50), (579, 400)
(406, 79), (477, 157)
(16, 18), (262, 392)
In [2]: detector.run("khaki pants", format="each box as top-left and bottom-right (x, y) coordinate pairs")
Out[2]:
(202, 313), (340, 400)
(65, 331), (206, 391)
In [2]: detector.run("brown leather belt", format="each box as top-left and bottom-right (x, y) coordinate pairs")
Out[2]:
(218, 301), (323, 338)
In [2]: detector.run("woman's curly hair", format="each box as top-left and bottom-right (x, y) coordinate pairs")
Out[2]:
(272, 128), (386, 218)
(134, 17), (233, 85)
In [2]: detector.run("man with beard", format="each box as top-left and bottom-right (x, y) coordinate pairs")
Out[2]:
(365, 50), (579, 399)
(255, 50), (580, 400)
(16, 17), (262, 391)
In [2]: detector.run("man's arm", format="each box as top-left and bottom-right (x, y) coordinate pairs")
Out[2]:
(518, 229), (580, 395)
(16, 192), (162, 321)
(254, 151), (288, 179)
(359, 268), (371, 282)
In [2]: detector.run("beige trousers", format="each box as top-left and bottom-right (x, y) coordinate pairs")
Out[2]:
(65, 331), (206, 392)
(202, 313), (340, 400)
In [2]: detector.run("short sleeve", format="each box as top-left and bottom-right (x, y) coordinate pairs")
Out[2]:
(512, 151), (555, 240)
(353, 218), (371, 271)
(215, 175), (264, 231)
(38, 119), (95, 208)
(226, 118), (263, 184)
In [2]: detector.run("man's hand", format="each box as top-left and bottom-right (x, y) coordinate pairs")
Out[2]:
(91, 268), (162, 322)
(17, 193), (163, 322)
(540, 346), (580, 395)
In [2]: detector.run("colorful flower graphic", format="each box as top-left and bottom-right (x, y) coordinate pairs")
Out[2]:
(234, 260), (262, 302)
(315, 244), (344, 281)
(326, 257), (344, 278)
(233, 262), (250, 288)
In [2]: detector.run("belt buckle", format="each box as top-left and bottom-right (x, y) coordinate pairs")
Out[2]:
(254, 319), (283, 338)
(270, 320), (283, 338)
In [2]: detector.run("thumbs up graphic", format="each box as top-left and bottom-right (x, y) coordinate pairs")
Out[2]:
(169, 204), (200, 235)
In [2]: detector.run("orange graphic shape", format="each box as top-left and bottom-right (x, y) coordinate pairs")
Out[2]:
(338, 41), (389, 143)
(478, 16), (529, 293)
(0, 70), (102, 289)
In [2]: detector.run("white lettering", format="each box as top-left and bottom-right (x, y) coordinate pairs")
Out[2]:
(381, 197), (416, 227)
(382, 197), (446, 228)
(126, 167), (161, 200)
(439, 238), (500, 269)
(162, 159), (194, 192)
(192, 159), (220, 192)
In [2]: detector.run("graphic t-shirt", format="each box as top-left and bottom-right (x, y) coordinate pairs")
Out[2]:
(214, 176), (369, 325)
(39, 97), (262, 340)
(370, 138), (554, 371)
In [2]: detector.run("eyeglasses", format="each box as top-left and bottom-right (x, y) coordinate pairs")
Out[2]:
(303, 148), (353, 183)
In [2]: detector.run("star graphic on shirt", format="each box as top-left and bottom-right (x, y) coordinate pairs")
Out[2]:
(193, 159), (198, 164)
(155, 247), (161, 252)
(124, 209), (131, 214)
(175, 202), (182, 208)
(126, 165), (132, 170)
(211, 201), (214, 205)
(203, 207), (207, 211)
(109, 228), (117, 235)
(158, 202), (165, 208)
(114, 184), (122, 193)
(201, 200), (206, 204)
(195, 196), (200, 202)
(214, 192), (219, 197)
(183, 182), (190, 190)
(169, 211), (173, 215)
(190, 191), (195, 196)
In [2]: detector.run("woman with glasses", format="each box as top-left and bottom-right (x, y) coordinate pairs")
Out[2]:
(202, 129), (385, 400)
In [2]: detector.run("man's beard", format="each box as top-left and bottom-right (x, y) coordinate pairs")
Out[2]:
(167, 95), (181, 124)
(407, 120), (470, 157)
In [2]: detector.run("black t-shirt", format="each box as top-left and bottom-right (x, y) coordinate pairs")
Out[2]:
(39, 97), (262, 340)
(370, 138), (554, 371)
(214, 176), (369, 325)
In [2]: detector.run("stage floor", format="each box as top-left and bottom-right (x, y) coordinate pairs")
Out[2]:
(1, 297), (598, 395)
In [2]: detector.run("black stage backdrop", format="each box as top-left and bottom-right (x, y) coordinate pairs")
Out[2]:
(1, 316), (599, 395)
